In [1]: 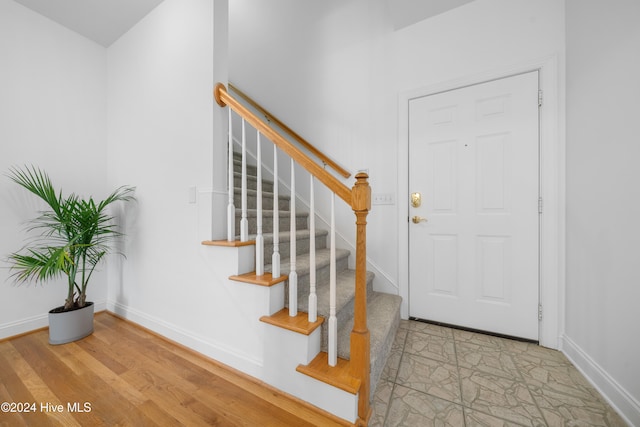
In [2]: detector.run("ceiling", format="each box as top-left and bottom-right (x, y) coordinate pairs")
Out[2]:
(389, 0), (477, 30)
(13, 0), (476, 47)
(13, 0), (165, 47)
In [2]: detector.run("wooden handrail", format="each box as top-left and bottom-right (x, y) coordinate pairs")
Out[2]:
(228, 83), (351, 179)
(215, 83), (352, 205)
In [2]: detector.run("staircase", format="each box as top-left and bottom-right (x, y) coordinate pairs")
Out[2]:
(205, 83), (402, 425)
(234, 150), (400, 375)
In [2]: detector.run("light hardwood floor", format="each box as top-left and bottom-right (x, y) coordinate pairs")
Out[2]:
(0, 312), (347, 426)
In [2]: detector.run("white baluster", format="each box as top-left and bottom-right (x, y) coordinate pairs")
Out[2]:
(308, 176), (317, 323)
(328, 192), (337, 367)
(240, 119), (248, 242)
(272, 147), (280, 278)
(255, 131), (264, 276)
(288, 158), (298, 316)
(227, 109), (235, 242)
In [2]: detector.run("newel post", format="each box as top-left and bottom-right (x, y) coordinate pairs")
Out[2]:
(351, 172), (371, 426)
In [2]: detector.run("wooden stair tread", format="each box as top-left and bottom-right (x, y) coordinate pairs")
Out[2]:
(230, 272), (288, 287)
(260, 308), (324, 335)
(201, 239), (256, 247)
(296, 352), (361, 395)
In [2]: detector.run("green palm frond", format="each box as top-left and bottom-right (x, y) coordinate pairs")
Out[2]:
(8, 246), (74, 283)
(8, 165), (63, 217)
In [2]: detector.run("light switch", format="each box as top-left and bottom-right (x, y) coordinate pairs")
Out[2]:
(372, 193), (395, 205)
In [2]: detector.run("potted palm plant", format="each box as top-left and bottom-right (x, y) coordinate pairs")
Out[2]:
(6, 166), (135, 345)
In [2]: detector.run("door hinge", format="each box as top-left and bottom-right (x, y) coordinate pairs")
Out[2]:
(538, 90), (543, 107)
(538, 197), (543, 214)
(538, 304), (543, 321)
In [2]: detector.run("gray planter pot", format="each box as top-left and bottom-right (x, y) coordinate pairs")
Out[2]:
(48, 302), (94, 345)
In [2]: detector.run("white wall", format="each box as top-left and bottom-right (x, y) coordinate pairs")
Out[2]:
(565, 1), (640, 423)
(230, 0), (640, 422)
(0, 0), (108, 338)
(106, 0), (262, 372)
(391, 0), (565, 345)
(229, 0), (565, 294)
(230, 0), (397, 292)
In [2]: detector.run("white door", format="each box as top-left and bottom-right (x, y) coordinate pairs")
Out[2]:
(408, 71), (540, 340)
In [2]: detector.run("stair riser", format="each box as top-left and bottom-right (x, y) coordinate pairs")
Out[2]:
(369, 306), (400, 399)
(235, 213), (308, 235)
(234, 192), (290, 211)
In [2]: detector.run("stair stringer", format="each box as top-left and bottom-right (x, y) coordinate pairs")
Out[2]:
(262, 322), (358, 424)
(200, 243), (283, 362)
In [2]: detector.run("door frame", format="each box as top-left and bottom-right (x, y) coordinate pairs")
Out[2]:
(397, 56), (564, 349)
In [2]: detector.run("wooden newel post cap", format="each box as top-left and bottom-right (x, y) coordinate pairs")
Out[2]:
(214, 83), (227, 107)
(352, 172), (371, 212)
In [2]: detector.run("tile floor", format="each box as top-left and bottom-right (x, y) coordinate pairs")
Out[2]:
(371, 319), (628, 427)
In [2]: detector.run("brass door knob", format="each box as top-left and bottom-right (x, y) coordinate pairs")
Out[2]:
(412, 216), (427, 224)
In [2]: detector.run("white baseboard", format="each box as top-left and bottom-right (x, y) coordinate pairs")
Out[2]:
(0, 313), (48, 340)
(562, 334), (640, 427)
(0, 301), (107, 340)
(106, 301), (264, 379)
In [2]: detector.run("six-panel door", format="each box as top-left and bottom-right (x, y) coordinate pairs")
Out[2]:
(408, 71), (540, 340)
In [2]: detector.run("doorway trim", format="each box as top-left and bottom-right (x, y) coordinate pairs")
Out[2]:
(396, 55), (564, 349)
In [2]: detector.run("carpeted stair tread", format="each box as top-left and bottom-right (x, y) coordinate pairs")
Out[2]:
(234, 209), (308, 235)
(234, 188), (290, 210)
(298, 269), (375, 319)
(335, 292), (402, 395)
(261, 229), (328, 242)
(240, 229), (329, 259)
(233, 172), (274, 192)
(235, 208), (308, 219)
(335, 292), (401, 359)
(266, 247), (350, 277)
(242, 229), (328, 245)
